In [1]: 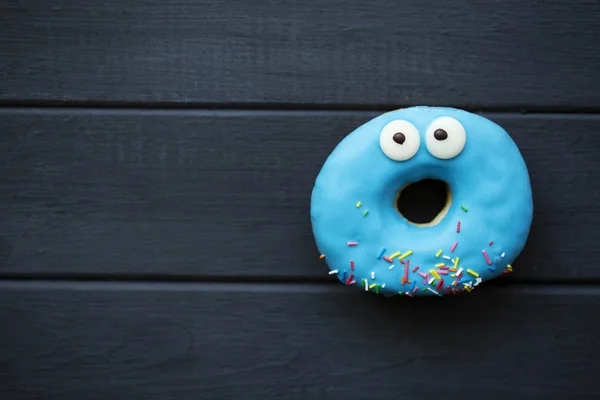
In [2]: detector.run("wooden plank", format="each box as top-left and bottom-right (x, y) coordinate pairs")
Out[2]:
(1, 0), (600, 109)
(0, 281), (598, 399)
(0, 109), (599, 280)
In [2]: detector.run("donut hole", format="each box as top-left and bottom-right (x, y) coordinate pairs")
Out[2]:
(395, 179), (452, 226)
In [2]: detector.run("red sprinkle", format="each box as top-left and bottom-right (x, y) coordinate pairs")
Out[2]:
(450, 242), (458, 253)
(446, 285), (451, 295)
(348, 280), (356, 285)
(412, 265), (419, 272)
(346, 274), (354, 284)
(405, 292), (413, 297)
(489, 241), (494, 246)
(400, 260), (405, 265)
(438, 270), (448, 275)
(438, 266), (449, 270)
(383, 256), (393, 263)
(403, 260), (410, 282)
(457, 221), (461, 232)
(436, 279), (444, 291)
(482, 249), (492, 265)
(350, 260), (355, 270)
(347, 241), (358, 246)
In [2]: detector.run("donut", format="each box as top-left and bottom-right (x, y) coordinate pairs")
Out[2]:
(310, 106), (533, 297)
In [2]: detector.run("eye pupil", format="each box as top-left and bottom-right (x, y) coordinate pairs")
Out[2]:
(434, 129), (448, 141)
(392, 132), (406, 144)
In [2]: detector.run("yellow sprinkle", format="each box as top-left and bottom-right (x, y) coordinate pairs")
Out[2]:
(398, 250), (413, 260)
(453, 257), (460, 269)
(369, 283), (377, 289)
(467, 269), (479, 277)
(435, 263), (445, 268)
(319, 254), (325, 259)
(390, 251), (401, 259)
(430, 270), (441, 280)
(464, 286), (472, 292)
(356, 202), (361, 208)
(435, 249), (443, 257)
(507, 264), (513, 271)
(451, 274), (456, 277)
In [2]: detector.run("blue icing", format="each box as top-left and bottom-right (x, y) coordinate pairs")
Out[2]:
(310, 106), (533, 297)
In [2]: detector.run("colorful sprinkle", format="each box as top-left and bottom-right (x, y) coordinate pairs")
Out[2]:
(488, 267), (496, 272)
(489, 241), (494, 246)
(329, 270), (339, 275)
(461, 205), (468, 212)
(405, 292), (413, 297)
(319, 254), (325, 259)
(348, 241), (358, 246)
(457, 221), (461, 232)
(453, 257), (460, 269)
(381, 283), (386, 289)
(450, 242), (458, 253)
(413, 285), (418, 293)
(371, 272), (375, 279)
(501, 252), (506, 258)
(377, 248), (386, 259)
(398, 250), (413, 260)
(438, 266), (449, 270)
(436, 279), (444, 291)
(430, 270), (441, 280)
(364, 280), (368, 291)
(348, 280), (356, 285)
(507, 264), (513, 272)
(418, 272), (427, 278)
(403, 261), (410, 282)
(346, 274), (354, 284)
(438, 270), (448, 275)
(412, 265), (419, 272)
(390, 251), (402, 259)
(435, 249), (443, 257)
(375, 284), (381, 294)
(350, 260), (355, 270)
(363, 210), (369, 217)
(389, 264), (395, 270)
(383, 256), (393, 263)
(435, 263), (445, 268)
(443, 255), (451, 260)
(356, 202), (362, 208)
(482, 250), (492, 265)
(427, 288), (439, 295)
(464, 285), (472, 292)
(467, 269), (479, 277)
(369, 283), (377, 289)
(475, 277), (482, 286)
(341, 271), (346, 280)
(457, 267), (464, 277)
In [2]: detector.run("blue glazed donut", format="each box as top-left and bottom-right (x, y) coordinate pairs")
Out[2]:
(310, 106), (533, 297)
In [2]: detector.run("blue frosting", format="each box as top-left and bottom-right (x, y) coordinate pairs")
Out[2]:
(310, 106), (533, 296)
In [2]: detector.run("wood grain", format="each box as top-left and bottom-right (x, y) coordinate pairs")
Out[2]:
(0, 281), (598, 400)
(1, 0), (600, 109)
(0, 109), (598, 280)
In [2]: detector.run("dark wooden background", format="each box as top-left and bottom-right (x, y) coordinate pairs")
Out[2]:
(1, 1), (599, 399)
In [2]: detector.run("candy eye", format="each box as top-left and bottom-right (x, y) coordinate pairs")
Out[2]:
(379, 120), (420, 161)
(425, 116), (467, 159)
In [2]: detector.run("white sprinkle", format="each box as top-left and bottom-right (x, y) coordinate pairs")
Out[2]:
(457, 267), (464, 276)
(451, 259), (456, 264)
(427, 288), (439, 295)
(428, 277), (435, 285)
(443, 255), (451, 260)
(328, 270), (339, 275)
(364, 279), (369, 291)
(501, 252), (506, 258)
(371, 272), (375, 279)
(381, 283), (386, 289)
(475, 277), (482, 286)
(388, 264), (395, 270)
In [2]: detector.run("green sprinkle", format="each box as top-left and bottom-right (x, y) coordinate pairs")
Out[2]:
(375, 284), (380, 294)
(363, 210), (369, 217)
(361, 279), (365, 286)
(422, 287), (428, 292)
(398, 291), (403, 295)
(461, 205), (468, 212)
